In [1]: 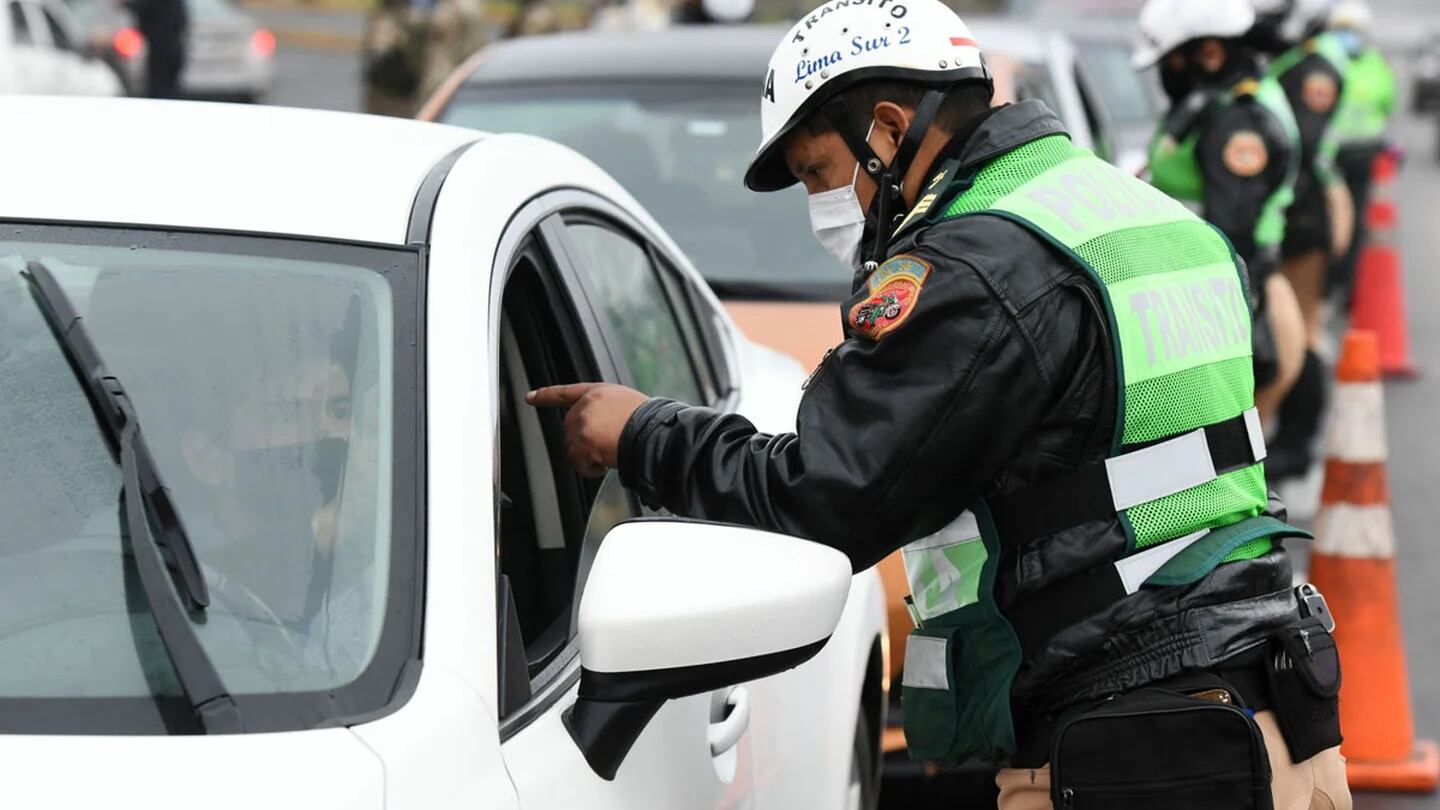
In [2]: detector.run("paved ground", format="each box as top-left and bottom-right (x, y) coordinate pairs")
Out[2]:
(252, 6), (363, 111)
(255, 1), (1440, 805)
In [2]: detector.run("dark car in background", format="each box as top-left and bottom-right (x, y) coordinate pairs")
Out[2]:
(65, 0), (273, 99)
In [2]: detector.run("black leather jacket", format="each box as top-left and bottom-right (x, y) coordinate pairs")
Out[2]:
(618, 101), (1296, 750)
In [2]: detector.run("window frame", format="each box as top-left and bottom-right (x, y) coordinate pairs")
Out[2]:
(489, 189), (740, 741)
(37, 2), (74, 53)
(8, 1), (34, 46)
(550, 208), (723, 406)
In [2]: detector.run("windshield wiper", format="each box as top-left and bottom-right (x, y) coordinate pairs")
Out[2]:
(23, 260), (243, 734)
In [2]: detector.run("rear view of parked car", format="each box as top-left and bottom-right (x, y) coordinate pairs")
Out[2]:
(1, 0), (122, 95)
(65, 0), (272, 99)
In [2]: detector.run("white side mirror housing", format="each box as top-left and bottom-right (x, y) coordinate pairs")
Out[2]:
(564, 519), (852, 779)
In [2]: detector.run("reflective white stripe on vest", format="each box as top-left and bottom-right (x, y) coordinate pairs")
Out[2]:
(901, 511), (985, 622)
(902, 635), (949, 690)
(1114, 528), (1208, 593)
(1106, 407), (1265, 512)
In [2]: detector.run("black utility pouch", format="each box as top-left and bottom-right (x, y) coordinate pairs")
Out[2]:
(1267, 620), (1343, 763)
(1049, 676), (1273, 809)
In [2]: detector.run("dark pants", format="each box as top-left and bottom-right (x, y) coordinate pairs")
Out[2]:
(1333, 141), (1386, 300)
(145, 42), (186, 99)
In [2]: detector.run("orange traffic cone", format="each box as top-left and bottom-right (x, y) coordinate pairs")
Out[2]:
(1307, 330), (1438, 792)
(1349, 151), (1418, 378)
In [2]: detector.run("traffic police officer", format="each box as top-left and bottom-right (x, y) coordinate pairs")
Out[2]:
(1134, 0), (1307, 426)
(530, 1), (1349, 806)
(1251, 0), (1355, 478)
(1329, 0), (1398, 299)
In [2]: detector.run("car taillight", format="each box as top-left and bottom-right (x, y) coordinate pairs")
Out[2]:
(250, 28), (275, 57)
(113, 27), (143, 59)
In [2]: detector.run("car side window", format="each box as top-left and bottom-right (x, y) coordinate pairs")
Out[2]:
(495, 238), (638, 723)
(563, 219), (707, 404)
(40, 6), (70, 51)
(1074, 65), (1113, 163)
(9, 2), (32, 45)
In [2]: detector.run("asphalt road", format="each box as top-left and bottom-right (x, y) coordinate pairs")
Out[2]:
(257, 4), (1440, 806)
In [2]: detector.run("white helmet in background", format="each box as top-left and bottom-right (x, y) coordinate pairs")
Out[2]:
(1133, 0), (1256, 68)
(1252, 0), (1336, 45)
(701, 0), (754, 23)
(1329, 0), (1373, 32)
(743, 0), (991, 193)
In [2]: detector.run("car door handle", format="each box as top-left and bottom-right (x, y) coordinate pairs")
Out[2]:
(708, 686), (751, 757)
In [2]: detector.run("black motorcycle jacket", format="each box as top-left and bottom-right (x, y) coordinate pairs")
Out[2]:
(617, 100), (1297, 744)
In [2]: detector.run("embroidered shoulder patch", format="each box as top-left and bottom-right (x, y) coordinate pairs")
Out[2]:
(1223, 131), (1269, 178)
(849, 255), (932, 340)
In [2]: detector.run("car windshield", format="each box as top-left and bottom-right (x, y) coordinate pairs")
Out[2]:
(443, 81), (849, 299)
(0, 225), (416, 732)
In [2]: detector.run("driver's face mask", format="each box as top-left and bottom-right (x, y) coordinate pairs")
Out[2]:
(807, 121), (878, 269)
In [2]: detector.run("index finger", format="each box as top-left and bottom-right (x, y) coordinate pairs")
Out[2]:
(526, 383), (597, 408)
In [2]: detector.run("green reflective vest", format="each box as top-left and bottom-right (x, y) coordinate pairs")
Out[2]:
(1270, 32), (1351, 184)
(1333, 46), (1397, 144)
(1148, 77), (1300, 252)
(897, 136), (1291, 766)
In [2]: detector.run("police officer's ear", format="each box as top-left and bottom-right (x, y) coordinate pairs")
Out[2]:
(868, 100), (914, 166)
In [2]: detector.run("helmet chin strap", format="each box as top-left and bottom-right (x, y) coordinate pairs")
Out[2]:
(821, 88), (949, 271)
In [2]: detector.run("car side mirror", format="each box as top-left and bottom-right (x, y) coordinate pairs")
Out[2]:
(563, 519), (851, 781)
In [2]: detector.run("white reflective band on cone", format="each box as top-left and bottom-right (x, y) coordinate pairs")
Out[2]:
(1315, 503), (1396, 558)
(1325, 382), (1388, 463)
(902, 635), (949, 690)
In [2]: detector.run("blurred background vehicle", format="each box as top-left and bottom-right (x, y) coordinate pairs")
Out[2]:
(1414, 30), (1440, 114)
(66, 0), (273, 99)
(964, 18), (1122, 168)
(416, 23), (1124, 800)
(2, 0), (123, 94)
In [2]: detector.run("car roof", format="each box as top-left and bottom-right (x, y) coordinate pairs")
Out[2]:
(463, 25), (786, 85)
(965, 17), (1071, 63)
(0, 97), (480, 245)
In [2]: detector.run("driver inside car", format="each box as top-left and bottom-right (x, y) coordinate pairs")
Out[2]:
(79, 266), (381, 679)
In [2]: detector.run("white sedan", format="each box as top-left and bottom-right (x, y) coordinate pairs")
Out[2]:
(1, 0), (122, 94)
(0, 97), (887, 810)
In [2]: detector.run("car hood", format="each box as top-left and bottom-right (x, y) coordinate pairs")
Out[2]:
(0, 727), (385, 809)
(730, 336), (806, 434)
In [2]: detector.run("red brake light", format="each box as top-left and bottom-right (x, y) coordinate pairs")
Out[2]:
(113, 27), (143, 59)
(250, 28), (275, 57)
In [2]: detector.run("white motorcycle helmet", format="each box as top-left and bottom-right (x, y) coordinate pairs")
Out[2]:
(742, 0), (991, 194)
(1329, 0), (1373, 33)
(1133, 0), (1256, 68)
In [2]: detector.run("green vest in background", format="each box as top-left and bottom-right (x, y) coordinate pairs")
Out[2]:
(1270, 32), (1352, 184)
(897, 135), (1292, 767)
(1148, 77), (1300, 252)
(1333, 46), (1397, 144)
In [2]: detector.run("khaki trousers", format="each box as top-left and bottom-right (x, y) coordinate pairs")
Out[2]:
(995, 711), (1352, 810)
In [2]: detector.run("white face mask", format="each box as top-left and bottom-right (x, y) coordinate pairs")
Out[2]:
(807, 122), (877, 268)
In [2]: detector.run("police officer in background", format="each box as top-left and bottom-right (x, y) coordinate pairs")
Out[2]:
(1328, 0), (1398, 300)
(1251, 0), (1355, 479)
(125, 0), (188, 98)
(1135, 0), (1307, 426)
(530, 1), (1348, 806)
